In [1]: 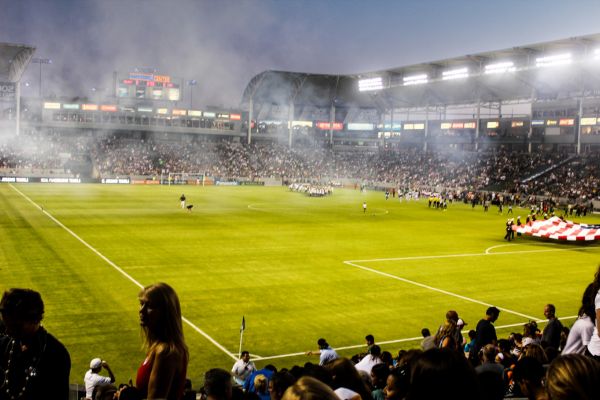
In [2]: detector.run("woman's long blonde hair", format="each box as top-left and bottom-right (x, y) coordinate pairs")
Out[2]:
(139, 282), (188, 359)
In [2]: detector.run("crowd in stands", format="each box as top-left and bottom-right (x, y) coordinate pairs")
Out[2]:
(0, 129), (599, 202)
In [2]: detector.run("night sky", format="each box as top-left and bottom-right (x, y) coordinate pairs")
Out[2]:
(2, 0), (600, 108)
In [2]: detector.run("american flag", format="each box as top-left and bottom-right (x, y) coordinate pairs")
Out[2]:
(514, 216), (600, 241)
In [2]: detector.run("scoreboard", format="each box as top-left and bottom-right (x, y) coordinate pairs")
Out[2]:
(117, 72), (181, 101)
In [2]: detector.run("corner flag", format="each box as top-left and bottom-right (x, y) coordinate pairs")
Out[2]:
(238, 316), (246, 358)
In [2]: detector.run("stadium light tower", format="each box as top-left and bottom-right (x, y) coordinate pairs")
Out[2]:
(535, 53), (571, 68)
(31, 58), (52, 98)
(484, 61), (516, 74)
(188, 79), (198, 108)
(442, 67), (469, 80)
(358, 77), (384, 92)
(403, 74), (428, 86)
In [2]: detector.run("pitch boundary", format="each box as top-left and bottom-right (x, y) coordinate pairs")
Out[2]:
(7, 184), (592, 362)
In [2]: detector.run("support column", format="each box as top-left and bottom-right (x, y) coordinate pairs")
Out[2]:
(424, 106), (429, 152)
(475, 101), (481, 151)
(329, 103), (335, 145)
(288, 102), (294, 148)
(16, 82), (21, 137)
(390, 107), (394, 148)
(577, 97), (583, 155)
(528, 88), (535, 154)
(247, 97), (253, 145)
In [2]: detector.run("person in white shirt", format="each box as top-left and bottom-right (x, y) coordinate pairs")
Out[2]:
(563, 283), (595, 355)
(586, 266), (600, 359)
(84, 358), (115, 399)
(355, 345), (382, 375)
(231, 351), (256, 386)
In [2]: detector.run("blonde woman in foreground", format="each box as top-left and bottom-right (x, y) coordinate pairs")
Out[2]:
(136, 282), (189, 400)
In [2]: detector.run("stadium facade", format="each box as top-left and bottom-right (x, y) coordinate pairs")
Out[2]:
(1, 34), (600, 155)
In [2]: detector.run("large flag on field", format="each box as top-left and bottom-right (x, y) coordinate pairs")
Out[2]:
(513, 216), (600, 241)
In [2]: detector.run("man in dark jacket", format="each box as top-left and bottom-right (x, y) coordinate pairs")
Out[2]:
(0, 288), (71, 400)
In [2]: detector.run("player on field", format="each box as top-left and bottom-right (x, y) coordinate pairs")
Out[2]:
(180, 194), (186, 209)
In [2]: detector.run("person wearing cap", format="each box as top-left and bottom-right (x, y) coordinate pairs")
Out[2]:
(0, 288), (71, 399)
(84, 358), (115, 399)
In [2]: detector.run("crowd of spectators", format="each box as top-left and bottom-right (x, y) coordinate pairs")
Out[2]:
(0, 130), (598, 201)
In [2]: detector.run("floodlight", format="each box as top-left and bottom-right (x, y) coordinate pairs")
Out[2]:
(442, 67), (469, 80)
(594, 49), (600, 60)
(484, 61), (516, 74)
(403, 74), (428, 86)
(358, 77), (384, 91)
(535, 53), (571, 67)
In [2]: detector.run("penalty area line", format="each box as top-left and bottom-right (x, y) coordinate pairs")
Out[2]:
(9, 184), (238, 362)
(343, 260), (539, 321)
(346, 246), (588, 264)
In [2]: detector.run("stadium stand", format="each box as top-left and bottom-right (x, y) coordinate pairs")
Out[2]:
(3, 33), (600, 399)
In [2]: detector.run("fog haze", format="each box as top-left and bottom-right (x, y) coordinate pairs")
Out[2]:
(2, 0), (600, 108)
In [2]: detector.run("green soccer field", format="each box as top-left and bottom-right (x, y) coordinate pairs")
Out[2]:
(1, 183), (599, 387)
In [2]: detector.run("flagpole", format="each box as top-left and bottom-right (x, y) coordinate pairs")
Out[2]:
(238, 316), (245, 358)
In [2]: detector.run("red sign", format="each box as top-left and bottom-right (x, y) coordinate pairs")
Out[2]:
(230, 113), (241, 121)
(316, 122), (343, 130)
(559, 118), (574, 126)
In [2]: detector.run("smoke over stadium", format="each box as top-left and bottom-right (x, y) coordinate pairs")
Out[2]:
(2, 1), (600, 398)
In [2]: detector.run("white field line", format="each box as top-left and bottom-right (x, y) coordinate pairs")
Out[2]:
(251, 315), (578, 362)
(248, 203), (389, 215)
(346, 246), (585, 264)
(485, 244), (517, 254)
(344, 260), (538, 320)
(9, 184), (238, 361)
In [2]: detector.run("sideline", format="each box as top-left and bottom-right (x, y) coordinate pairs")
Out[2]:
(9, 184), (238, 361)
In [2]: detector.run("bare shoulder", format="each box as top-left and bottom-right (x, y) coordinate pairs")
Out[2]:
(153, 343), (185, 362)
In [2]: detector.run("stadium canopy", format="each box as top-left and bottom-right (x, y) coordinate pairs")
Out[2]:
(0, 42), (36, 82)
(241, 33), (600, 112)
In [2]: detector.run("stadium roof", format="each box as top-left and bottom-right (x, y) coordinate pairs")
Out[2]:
(0, 42), (36, 82)
(241, 33), (600, 112)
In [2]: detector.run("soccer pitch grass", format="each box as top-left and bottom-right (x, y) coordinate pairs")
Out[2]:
(1, 183), (599, 386)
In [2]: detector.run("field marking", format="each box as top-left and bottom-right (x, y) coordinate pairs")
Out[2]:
(346, 246), (592, 264)
(344, 245), (598, 322)
(251, 315), (579, 361)
(248, 203), (389, 216)
(344, 260), (538, 320)
(9, 184), (238, 361)
(365, 208), (389, 216)
(485, 244), (517, 254)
